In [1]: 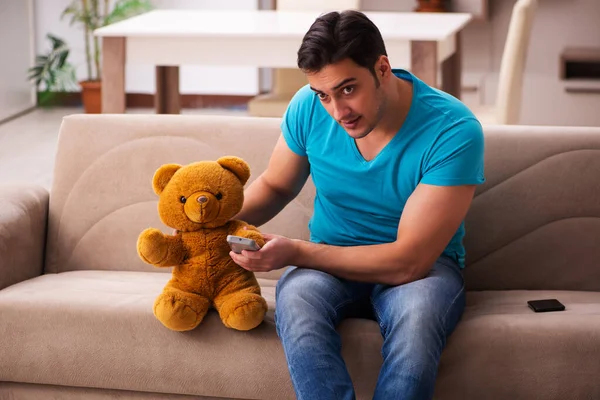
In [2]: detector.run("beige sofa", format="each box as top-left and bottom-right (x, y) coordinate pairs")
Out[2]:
(1, 114), (600, 400)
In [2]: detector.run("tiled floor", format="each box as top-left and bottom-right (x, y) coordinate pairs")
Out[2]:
(0, 106), (249, 190)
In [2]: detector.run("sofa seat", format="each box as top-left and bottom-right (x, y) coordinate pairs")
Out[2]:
(0, 271), (383, 399)
(2, 270), (600, 399)
(436, 289), (600, 399)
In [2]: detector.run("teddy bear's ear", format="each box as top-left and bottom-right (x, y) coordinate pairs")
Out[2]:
(217, 156), (250, 185)
(152, 164), (181, 195)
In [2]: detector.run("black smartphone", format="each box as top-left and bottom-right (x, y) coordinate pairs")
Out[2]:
(527, 299), (565, 313)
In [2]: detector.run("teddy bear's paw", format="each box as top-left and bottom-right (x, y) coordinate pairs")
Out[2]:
(153, 291), (210, 332)
(137, 228), (169, 265)
(248, 234), (266, 249)
(219, 293), (268, 331)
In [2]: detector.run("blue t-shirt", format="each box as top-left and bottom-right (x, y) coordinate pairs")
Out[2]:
(281, 69), (485, 267)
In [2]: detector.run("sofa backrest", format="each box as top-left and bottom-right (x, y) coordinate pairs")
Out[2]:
(45, 115), (600, 291)
(44, 114), (314, 280)
(463, 124), (600, 291)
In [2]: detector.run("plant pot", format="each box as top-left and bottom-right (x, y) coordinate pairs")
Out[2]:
(415, 0), (448, 12)
(80, 80), (102, 113)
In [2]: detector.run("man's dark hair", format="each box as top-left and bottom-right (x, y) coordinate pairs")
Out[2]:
(297, 10), (388, 79)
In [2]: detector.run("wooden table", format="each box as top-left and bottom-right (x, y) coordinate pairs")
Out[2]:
(94, 10), (472, 114)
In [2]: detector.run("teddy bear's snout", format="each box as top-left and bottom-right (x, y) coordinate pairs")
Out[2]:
(183, 191), (221, 224)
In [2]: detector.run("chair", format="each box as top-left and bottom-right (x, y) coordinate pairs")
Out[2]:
(472, 0), (538, 125)
(247, 0), (361, 118)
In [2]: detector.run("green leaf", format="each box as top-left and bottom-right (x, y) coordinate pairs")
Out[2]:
(28, 33), (78, 93)
(58, 50), (69, 68)
(104, 0), (152, 26)
(55, 63), (79, 91)
(48, 34), (66, 49)
(61, 1), (90, 26)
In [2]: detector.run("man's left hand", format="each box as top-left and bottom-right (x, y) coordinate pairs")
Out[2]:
(230, 233), (298, 272)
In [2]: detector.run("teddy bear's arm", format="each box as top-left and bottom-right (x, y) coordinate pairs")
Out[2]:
(137, 228), (186, 267)
(228, 220), (265, 248)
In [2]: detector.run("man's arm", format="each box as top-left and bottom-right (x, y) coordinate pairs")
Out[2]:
(235, 184), (476, 285)
(235, 134), (310, 227)
(293, 184), (476, 284)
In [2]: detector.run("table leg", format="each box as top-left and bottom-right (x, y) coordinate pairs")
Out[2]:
(155, 66), (180, 114)
(101, 37), (126, 113)
(441, 32), (462, 99)
(411, 41), (438, 89)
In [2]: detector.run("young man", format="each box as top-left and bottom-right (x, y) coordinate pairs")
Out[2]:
(230, 10), (485, 400)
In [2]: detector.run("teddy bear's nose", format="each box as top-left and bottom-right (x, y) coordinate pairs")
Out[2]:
(197, 195), (208, 204)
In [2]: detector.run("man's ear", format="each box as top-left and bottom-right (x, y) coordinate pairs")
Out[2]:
(152, 164), (181, 195)
(217, 156), (250, 185)
(377, 55), (390, 78)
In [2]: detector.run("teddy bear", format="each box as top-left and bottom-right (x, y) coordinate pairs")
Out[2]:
(136, 156), (267, 332)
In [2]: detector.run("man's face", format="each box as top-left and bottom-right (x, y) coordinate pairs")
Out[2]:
(306, 58), (386, 139)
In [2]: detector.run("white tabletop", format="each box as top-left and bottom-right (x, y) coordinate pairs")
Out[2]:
(94, 9), (472, 42)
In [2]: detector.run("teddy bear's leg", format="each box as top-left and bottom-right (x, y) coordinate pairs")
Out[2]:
(154, 287), (210, 332)
(214, 287), (268, 331)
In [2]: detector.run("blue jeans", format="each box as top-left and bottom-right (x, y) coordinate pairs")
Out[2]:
(275, 256), (465, 400)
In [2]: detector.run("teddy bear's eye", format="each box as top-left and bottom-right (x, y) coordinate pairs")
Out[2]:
(215, 192), (223, 200)
(179, 196), (187, 204)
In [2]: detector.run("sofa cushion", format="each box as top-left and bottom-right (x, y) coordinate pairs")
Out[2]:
(0, 271), (382, 400)
(435, 290), (600, 400)
(2, 271), (600, 399)
(463, 127), (600, 291)
(0, 382), (226, 400)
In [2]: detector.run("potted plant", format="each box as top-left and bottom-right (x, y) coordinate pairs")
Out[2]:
(29, 1), (152, 113)
(28, 34), (79, 107)
(61, 0), (153, 113)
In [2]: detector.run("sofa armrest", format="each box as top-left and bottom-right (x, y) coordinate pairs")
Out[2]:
(0, 185), (49, 291)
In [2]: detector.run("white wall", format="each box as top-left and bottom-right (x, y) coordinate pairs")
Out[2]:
(0, 0), (35, 122)
(34, 0), (261, 95)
